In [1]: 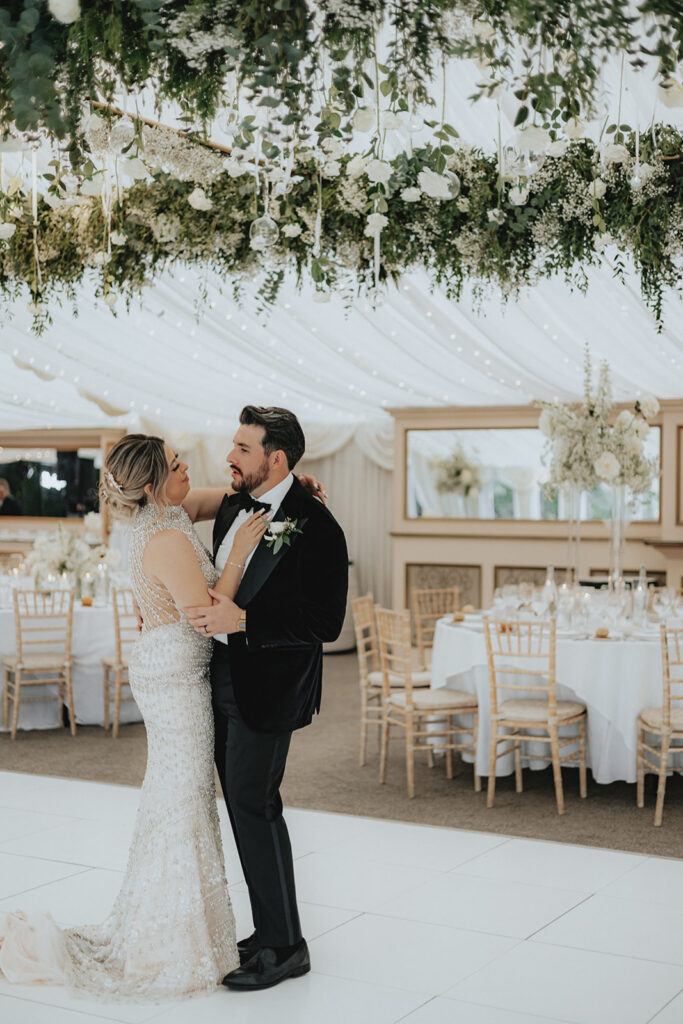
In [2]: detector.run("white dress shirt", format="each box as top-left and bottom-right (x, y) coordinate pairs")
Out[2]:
(214, 472), (294, 645)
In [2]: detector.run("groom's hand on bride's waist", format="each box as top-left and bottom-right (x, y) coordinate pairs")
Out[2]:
(184, 591), (243, 637)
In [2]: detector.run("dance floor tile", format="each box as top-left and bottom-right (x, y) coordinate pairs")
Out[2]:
(534, 892), (683, 965)
(232, 850), (442, 912)
(2, 820), (137, 872)
(0, 994), (118, 1024)
(375, 871), (588, 939)
(277, 807), (377, 854)
(309, 913), (517, 995)
(228, 888), (358, 943)
(329, 818), (507, 873)
(150, 974), (427, 1024)
(401, 997), (572, 1024)
(448, 941), (683, 1024)
(0, 808), (80, 844)
(650, 991), (683, 1023)
(456, 837), (645, 892)
(600, 857), (683, 909)
(0, 868), (124, 926)
(0, 772), (140, 821)
(0, 980), (174, 1023)
(0, 852), (85, 901)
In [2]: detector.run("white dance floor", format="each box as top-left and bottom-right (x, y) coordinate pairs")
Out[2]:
(0, 771), (682, 1024)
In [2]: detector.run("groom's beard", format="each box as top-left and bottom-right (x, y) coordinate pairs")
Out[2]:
(233, 457), (271, 494)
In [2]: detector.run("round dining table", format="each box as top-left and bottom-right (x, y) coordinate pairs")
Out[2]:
(430, 615), (670, 785)
(0, 602), (142, 731)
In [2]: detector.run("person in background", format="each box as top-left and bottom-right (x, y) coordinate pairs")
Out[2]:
(0, 479), (22, 516)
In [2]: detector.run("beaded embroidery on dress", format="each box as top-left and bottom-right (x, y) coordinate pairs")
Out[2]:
(0, 503), (238, 1000)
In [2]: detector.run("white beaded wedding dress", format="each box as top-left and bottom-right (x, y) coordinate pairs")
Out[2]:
(0, 503), (238, 1001)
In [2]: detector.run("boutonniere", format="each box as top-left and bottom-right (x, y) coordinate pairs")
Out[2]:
(265, 517), (304, 554)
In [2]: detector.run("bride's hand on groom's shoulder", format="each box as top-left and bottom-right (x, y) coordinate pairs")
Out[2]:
(184, 591), (242, 637)
(297, 474), (328, 505)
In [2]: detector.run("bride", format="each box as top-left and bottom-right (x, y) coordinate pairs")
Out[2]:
(0, 433), (324, 1001)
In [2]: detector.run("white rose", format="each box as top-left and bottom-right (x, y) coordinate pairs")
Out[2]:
(346, 154), (369, 179)
(658, 79), (683, 108)
(223, 158), (249, 178)
(594, 451), (620, 481)
(615, 410), (634, 430)
(110, 231), (127, 245)
(48, 0), (80, 23)
(589, 178), (607, 199)
(539, 409), (555, 437)
(508, 183), (529, 206)
(187, 187), (213, 211)
(417, 168), (450, 199)
(456, 196), (470, 212)
(0, 222), (16, 240)
(321, 137), (343, 159)
(625, 434), (644, 455)
(460, 469), (473, 484)
(602, 143), (629, 165)
(26, 301), (43, 315)
(8, 204), (24, 219)
(353, 107), (376, 133)
(400, 187), (422, 202)
(593, 231), (614, 251)
(635, 419), (649, 440)
(547, 139), (568, 157)
(364, 212), (388, 236)
(638, 394), (659, 419)
(487, 207), (506, 224)
(267, 521), (287, 535)
(282, 223), (302, 238)
(382, 111), (403, 131)
(91, 251), (111, 266)
(103, 292), (117, 309)
(322, 160), (341, 178)
(366, 159), (392, 184)
(564, 117), (586, 139)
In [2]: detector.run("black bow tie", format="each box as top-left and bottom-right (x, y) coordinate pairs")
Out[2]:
(227, 491), (271, 515)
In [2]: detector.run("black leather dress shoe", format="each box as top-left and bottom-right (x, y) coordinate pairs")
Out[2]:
(222, 939), (310, 991)
(237, 931), (259, 966)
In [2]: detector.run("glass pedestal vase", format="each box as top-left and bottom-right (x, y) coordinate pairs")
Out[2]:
(607, 484), (629, 584)
(565, 486), (582, 585)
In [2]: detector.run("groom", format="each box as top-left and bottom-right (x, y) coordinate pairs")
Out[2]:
(188, 405), (348, 991)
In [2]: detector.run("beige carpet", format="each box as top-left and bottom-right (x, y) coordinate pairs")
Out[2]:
(1, 652), (681, 858)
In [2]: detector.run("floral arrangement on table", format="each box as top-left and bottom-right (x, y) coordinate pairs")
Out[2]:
(537, 348), (660, 495)
(432, 445), (482, 498)
(23, 523), (120, 585)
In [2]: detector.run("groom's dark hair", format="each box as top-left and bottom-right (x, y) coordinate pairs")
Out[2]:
(239, 405), (306, 469)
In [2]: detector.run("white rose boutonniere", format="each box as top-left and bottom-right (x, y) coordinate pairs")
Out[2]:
(265, 517), (304, 554)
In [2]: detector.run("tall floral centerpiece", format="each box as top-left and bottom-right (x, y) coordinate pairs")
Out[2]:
(538, 349), (659, 583)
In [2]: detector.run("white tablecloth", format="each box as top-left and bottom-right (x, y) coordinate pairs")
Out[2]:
(0, 604), (142, 730)
(431, 618), (667, 784)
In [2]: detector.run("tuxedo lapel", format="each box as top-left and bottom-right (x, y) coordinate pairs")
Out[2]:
(236, 480), (309, 608)
(213, 494), (241, 561)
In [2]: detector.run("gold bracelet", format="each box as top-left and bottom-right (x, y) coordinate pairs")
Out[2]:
(227, 560), (245, 569)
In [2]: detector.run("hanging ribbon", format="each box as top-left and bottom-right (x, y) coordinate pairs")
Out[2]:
(31, 145), (43, 292)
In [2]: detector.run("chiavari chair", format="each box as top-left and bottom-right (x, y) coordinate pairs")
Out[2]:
(637, 625), (683, 826)
(102, 588), (139, 738)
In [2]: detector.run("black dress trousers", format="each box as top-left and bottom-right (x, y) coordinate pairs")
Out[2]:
(211, 641), (302, 949)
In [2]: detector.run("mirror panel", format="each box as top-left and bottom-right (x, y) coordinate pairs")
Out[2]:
(0, 447), (101, 517)
(406, 427), (660, 521)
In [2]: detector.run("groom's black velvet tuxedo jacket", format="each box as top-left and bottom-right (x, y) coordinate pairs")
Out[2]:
(211, 476), (349, 733)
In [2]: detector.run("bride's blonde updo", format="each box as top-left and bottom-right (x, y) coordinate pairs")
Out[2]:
(99, 434), (169, 521)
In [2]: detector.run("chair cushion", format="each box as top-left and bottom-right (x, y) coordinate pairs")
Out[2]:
(639, 706), (683, 732)
(368, 670), (431, 689)
(499, 698), (586, 723)
(388, 688), (477, 711)
(102, 653), (129, 670)
(2, 652), (69, 671)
